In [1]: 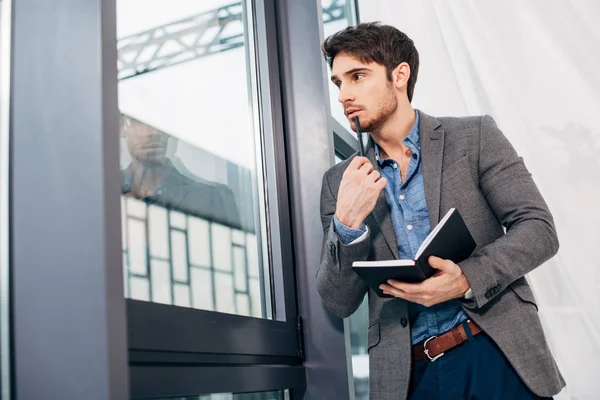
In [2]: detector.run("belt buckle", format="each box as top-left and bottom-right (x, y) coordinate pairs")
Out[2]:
(423, 335), (444, 362)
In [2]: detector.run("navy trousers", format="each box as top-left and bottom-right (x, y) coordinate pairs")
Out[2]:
(409, 322), (553, 400)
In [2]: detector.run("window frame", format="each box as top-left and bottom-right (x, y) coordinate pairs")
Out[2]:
(7, 0), (360, 398)
(0, 0), (13, 398)
(122, 0), (301, 361)
(122, 0), (305, 395)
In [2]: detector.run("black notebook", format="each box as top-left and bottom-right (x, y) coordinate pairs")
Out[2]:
(352, 208), (476, 298)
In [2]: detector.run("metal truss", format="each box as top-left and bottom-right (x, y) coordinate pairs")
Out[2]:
(117, 0), (348, 80)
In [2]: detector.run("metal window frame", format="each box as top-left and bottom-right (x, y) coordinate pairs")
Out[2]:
(124, 0), (299, 337)
(129, 0), (359, 396)
(332, 116), (360, 159)
(129, 0), (363, 396)
(125, 0), (305, 396)
(9, 0), (129, 398)
(7, 0), (358, 398)
(0, 1), (13, 399)
(130, 366), (304, 399)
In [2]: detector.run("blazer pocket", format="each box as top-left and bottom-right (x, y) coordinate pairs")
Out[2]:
(367, 321), (381, 352)
(441, 155), (470, 184)
(511, 283), (538, 312)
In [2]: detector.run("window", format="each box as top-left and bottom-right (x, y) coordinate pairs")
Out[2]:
(118, 0), (273, 319)
(6, 0), (353, 397)
(118, 1), (302, 397)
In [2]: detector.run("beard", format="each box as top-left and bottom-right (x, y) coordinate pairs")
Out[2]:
(356, 83), (398, 133)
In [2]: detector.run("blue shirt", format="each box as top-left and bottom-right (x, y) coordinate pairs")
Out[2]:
(333, 110), (468, 344)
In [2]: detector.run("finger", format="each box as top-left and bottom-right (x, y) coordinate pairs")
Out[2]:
(349, 156), (370, 170)
(428, 256), (456, 273)
(428, 256), (445, 269)
(387, 279), (423, 295)
(380, 283), (410, 300)
(369, 170), (381, 182)
(358, 161), (374, 175)
(343, 157), (368, 180)
(379, 283), (395, 292)
(377, 177), (388, 190)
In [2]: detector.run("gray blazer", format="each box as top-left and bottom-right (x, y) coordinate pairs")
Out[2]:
(316, 111), (565, 399)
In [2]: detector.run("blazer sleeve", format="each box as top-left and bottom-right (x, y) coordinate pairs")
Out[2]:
(316, 169), (369, 318)
(459, 115), (559, 309)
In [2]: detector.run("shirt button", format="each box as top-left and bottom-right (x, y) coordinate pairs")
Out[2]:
(400, 317), (408, 328)
(393, 163), (398, 169)
(407, 225), (413, 231)
(399, 194), (405, 200)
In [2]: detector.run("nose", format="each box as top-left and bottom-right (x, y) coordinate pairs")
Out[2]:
(337, 84), (355, 105)
(147, 127), (162, 138)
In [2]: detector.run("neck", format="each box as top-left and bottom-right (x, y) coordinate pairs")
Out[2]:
(129, 159), (170, 196)
(372, 100), (416, 157)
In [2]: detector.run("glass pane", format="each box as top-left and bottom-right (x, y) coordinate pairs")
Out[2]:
(117, 0), (272, 319)
(322, 0), (358, 132)
(157, 389), (289, 400)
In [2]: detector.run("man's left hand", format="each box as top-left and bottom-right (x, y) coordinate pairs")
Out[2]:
(379, 256), (470, 307)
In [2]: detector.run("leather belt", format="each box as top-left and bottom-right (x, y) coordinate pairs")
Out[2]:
(412, 320), (482, 362)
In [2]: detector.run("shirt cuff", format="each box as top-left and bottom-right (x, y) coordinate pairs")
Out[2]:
(333, 214), (368, 245)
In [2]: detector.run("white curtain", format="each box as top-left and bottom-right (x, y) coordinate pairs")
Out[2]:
(358, 1), (600, 398)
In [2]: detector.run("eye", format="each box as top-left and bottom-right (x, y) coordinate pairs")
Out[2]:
(354, 73), (365, 81)
(334, 80), (341, 88)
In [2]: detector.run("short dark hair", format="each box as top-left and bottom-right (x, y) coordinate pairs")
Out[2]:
(322, 22), (419, 102)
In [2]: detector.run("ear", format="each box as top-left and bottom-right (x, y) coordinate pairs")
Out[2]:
(391, 62), (411, 93)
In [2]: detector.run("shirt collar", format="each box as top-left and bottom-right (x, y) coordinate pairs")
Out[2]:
(374, 109), (420, 164)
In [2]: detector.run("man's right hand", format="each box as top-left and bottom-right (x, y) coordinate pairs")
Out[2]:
(335, 156), (387, 229)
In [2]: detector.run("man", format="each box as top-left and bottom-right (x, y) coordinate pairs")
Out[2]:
(120, 113), (241, 229)
(316, 22), (564, 399)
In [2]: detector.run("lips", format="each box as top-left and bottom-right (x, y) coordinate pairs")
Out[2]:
(346, 109), (361, 119)
(143, 143), (166, 150)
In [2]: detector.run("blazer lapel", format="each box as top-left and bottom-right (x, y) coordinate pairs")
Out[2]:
(365, 137), (400, 260)
(419, 111), (444, 227)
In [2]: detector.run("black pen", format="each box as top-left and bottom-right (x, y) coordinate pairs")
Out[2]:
(354, 116), (365, 156)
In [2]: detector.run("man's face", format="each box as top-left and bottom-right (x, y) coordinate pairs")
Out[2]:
(121, 117), (169, 166)
(331, 52), (397, 133)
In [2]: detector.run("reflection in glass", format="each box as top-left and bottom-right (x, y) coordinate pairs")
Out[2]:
(117, 0), (270, 319)
(120, 114), (241, 228)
